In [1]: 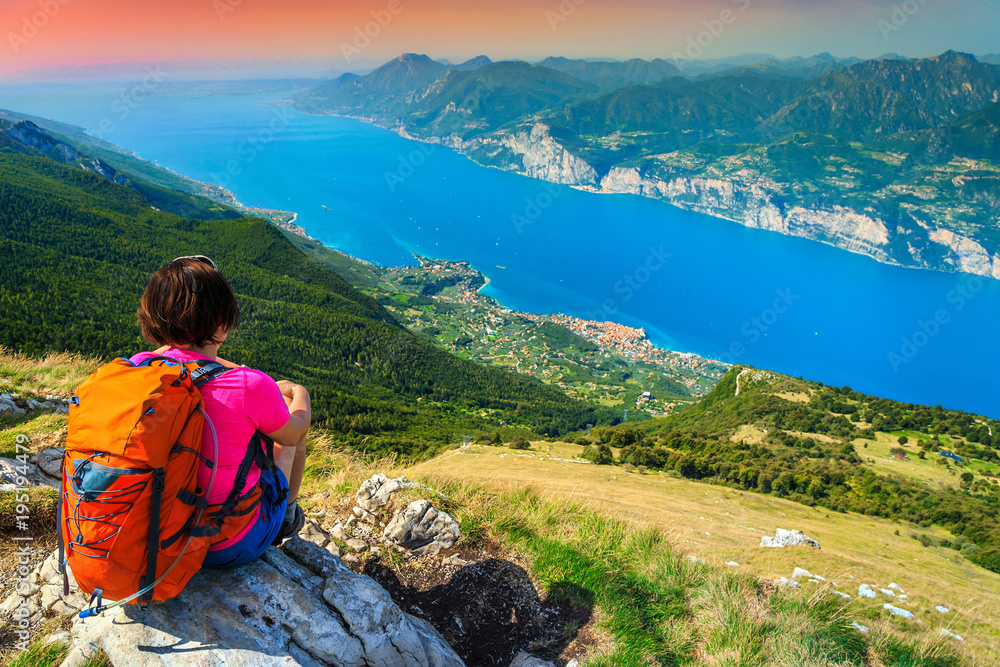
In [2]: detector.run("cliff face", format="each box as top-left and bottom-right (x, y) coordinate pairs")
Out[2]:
(361, 115), (999, 279)
(599, 165), (1000, 277)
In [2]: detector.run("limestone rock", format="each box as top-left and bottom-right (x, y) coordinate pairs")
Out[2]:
(357, 473), (412, 514)
(59, 538), (464, 667)
(346, 539), (369, 553)
(858, 584), (877, 599)
(935, 605), (951, 613)
(0, 456), (60, 491)
(382, 500), (460, 556)
(941, 629), (964, 642)
(0, 394), (25, 415)
(760, 528), (820, 549)
(883, 604), (914, 619)
(509, 651), (555, 667)
(299, 520), (330, 548)
(32, 448), (65, 479)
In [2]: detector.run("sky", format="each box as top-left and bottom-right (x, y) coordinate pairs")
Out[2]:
(1, 0), (998, 80)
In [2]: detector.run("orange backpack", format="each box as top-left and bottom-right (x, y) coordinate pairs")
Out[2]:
(58, 355), (283, 615)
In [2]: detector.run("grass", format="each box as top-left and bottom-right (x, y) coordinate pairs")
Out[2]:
(403, 443), (1000, 665)
(0, 348), (99, 398)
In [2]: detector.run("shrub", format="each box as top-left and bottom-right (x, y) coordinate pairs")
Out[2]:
(508, 436), (530, 450)
(581, 444), (614, 465)
(974, 548), (1000, 573)
(898, 436), (909, 445)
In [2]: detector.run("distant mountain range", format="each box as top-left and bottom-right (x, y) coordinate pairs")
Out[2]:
(296, 51), (1000, 279)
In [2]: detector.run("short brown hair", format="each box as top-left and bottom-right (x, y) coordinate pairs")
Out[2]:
(137, 258), (240, 348)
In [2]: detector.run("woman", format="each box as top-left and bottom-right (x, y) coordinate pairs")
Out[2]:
(131, 255), (310, 569)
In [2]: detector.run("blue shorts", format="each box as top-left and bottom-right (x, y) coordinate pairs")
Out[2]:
(202, 467), (288, 570)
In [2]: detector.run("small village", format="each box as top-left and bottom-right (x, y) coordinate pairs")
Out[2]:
(378, 257), (729, 416)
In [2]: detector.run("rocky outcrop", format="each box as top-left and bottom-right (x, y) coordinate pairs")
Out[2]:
(496, 125), (598, 185)
(928, 227), (1000, 279)
(383, 500), (461, 555)
(760, 528), (821, 549)
(54, 538), (464, 667)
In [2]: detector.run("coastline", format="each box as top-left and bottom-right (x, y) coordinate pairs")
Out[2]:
(297, 107), (1000, 281)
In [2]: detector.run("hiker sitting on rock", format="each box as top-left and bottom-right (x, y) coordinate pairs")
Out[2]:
(132, 255), (310, 568)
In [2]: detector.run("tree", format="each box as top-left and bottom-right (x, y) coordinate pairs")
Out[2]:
(961, 472), (975, 484)
(898, 436), (909, 445)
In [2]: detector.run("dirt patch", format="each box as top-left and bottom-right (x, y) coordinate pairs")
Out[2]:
(363, 540), (593, 667)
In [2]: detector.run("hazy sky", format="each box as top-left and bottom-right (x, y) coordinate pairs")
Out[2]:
(1, 0), (998, 79)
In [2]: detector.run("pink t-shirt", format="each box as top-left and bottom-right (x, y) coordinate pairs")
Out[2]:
(130, 348), (290, 549)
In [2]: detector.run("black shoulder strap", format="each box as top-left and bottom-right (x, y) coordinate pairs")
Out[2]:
(191, 361), (230, 387)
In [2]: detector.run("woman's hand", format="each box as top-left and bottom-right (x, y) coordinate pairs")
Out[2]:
(276, 380), (299, 399)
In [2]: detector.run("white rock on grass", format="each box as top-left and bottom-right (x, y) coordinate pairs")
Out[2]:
(830, 590), (852, 600)
(858, 584), (877, 599)
(724, 561), (739, 567)
(760, 528), (820, 549)
(935, 605), (951, 613)
(883, 604), (915, 619)
(880, 588), (896, 597)
(941, 629), (964, 642)
(792, 567), (826, 581)
(775, 578), (799, 589)
(852, 622), (870, 634)
(888, 582), (903, 591)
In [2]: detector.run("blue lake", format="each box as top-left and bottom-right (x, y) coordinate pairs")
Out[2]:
(1, 84), (996, 417)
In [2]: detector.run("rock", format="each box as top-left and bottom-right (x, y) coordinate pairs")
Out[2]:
(935, 605), (951, 613)
(27, 398), (59, 411)
(0, 393), (25, 415)
(858, 584), (877, 599)
(356, 473), (411, 514)
(851, 622), (869, 634)
(760, 528), (820, 549)
(792, 567), (825, 581)
(941, 629), (964, 642)
(0, 456), (61, 491)
(343, 554), (360, 564)
(345, 539), (368, 553)
(330, 524), (348, 542)
(383, 500), (461, 556)
(32, 448), (64, 479)
(352, 506), (364, 518)
(325, 544), (344, 559)
(775, 578), (799, 589)
(724, 561), (739, 567)
(566, 661), (580, 667)
(888, 582), (902, 591)
(686, 555), (705, 565)
(509, 652), (555, 667)
(444, 555), (469, 568)
(883, 604), (915, 619)
(59, 541), (465, 667)
(299, 520), (330, 548)
(879, 588), (895, 597)
(830, 590), (852, 600)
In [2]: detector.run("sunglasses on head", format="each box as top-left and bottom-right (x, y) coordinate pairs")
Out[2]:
(172, 255), (218, 270)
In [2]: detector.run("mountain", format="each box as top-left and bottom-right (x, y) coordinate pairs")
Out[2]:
(407, 61), (597, 136)
(0, 115), (241, 222)
(453, 55), (492, 71)
(764, 51), (1000, 141)
(535, 57), (683, 90)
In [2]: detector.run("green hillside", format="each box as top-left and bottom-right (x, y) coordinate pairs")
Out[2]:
(0, 150), (615, 456)
(585, 367), (1000, 574)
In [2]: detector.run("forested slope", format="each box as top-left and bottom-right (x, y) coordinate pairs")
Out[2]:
(0, 152), (615, 456)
